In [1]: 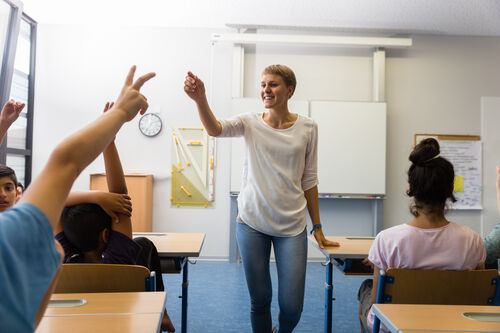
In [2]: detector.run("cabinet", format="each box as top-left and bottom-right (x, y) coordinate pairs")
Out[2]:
(90, 174), (153, 232)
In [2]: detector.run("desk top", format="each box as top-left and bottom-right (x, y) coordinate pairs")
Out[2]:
(373, 304), (500, 333)
(38, 292), (166, 333)
(133, 232), (206, 257)
(36, 313), (162, 333)
(44, 292), (166, 316)
(308, 236), (374, 259)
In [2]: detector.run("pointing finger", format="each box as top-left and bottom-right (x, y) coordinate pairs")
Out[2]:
(133, 72), (156, 90)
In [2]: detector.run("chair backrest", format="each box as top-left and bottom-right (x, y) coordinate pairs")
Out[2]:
(377, 268), (500, 305)
(54, 264), (155, 293)
(372, 268), (500, 333)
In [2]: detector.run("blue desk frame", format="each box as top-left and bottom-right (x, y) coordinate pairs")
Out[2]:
(309, 236), (374, 333)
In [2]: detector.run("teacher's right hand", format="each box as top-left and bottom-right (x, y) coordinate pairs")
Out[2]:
(184, 71), (206, 103)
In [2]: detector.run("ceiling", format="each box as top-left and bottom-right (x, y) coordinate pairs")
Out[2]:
(20, 0), (500, 36)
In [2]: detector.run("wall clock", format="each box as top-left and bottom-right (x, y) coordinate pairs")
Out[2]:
(139, 113), (162, 137)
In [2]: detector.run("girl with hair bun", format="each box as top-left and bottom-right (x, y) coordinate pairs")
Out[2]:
(358, 138), (485, 333)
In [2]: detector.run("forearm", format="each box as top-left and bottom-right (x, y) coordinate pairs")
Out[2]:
(195, 96), (221, 136)
(103, 141), (127, 194)
(0, 123), (8, 146)
(304, 185), (321, 225)
(65, 191), (101, 206)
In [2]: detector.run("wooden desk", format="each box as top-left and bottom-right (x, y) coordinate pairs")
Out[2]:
(133, 232), (206, 257)
(133, 232), (206, 333)
(37, 292), (166, 333)
(37, 314), (162, 333)
(373, 304), (500, 333)
(44, 292), (166, 316)
(308, 236), (374, 333)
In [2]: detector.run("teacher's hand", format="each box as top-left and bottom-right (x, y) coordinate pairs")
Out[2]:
(313, 228), (340, 249)
(184, 71), (206, 104)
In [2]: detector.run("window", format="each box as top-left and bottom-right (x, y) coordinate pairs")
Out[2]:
(0, 0), (36, 186)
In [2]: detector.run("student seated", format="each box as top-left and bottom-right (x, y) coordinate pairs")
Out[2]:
(358, 138), (485, 333)
(0, 99), (25, 210)
(0, 65), (155, 331)
(0, 165), (19, 212)
(55, 103), (174, 332)
(484, 166), (500, 268)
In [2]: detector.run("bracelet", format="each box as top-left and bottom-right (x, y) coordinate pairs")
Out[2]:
(310, 224), (322, 234)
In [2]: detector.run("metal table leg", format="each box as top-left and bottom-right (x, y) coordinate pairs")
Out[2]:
(181, 258), (189, 333)
(325, 260), (333, 333)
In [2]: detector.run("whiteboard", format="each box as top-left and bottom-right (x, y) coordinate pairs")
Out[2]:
(229, 98), (309, 193)
(310, 101), (386, 195)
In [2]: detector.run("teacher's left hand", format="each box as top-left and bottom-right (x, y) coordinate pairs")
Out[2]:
(314, 228), (340, 249)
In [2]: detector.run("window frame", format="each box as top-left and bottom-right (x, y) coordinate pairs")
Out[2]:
(0, 1), (36, 186)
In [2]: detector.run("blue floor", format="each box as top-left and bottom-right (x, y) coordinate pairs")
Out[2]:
(162, 261), (367, 333)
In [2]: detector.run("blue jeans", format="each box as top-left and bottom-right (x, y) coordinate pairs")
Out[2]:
(236, 222), (308, 333)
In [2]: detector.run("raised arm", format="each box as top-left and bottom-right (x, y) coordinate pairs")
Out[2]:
(0, 99), (25, 145)
(20, 66), (155, 230)
(184, 71), (221, 136)
(103, 135), (133, 238)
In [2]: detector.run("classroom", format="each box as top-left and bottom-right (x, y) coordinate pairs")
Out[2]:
(1, 1), (500, 332)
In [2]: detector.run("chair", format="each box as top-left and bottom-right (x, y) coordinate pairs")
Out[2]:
(54, 264), (156, 293)
(372, 268), (500, 333)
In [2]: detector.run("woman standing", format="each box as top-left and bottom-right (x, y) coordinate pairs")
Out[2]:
(184, 65), (338, 333)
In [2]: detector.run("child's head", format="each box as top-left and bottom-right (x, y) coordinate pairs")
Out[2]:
(61, 203), (111, 252)
(0, 165), (18, 212)
(407, 138), (456, 216)
(16, 182), (23, 203)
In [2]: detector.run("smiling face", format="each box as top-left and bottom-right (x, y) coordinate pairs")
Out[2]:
(260, 73), (294, 110)
(0, 176), (18, 212)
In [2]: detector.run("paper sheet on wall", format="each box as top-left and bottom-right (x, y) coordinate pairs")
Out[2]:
(439, 140), (482, 209)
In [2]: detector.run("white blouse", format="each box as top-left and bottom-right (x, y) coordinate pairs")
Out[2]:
(219, 112), (318, 236)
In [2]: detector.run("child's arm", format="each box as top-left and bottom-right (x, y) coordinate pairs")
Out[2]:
(20, 66), (155, 230)
(54, 190), (132, 234)
(0, 99), (25, 145)
(103, 138), (133, 238)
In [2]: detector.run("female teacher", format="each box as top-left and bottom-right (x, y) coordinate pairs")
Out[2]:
(184, 64), (339, 333)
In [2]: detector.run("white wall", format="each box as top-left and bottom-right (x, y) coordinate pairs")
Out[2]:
(33, 25), (500, 259)
(33, 25), (234, 259)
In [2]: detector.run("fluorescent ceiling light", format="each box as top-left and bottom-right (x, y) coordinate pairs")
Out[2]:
(212, 33), (412, 48)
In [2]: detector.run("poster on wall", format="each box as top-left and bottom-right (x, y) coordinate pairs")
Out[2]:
(170, 126), (215, 207)
(415, 134), (482, 210)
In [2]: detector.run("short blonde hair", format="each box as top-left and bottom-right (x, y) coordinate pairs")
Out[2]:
(262, 64), (296, 97)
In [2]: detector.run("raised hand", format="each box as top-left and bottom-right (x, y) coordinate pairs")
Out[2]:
(184, 71), (206, 103)
(95, 191), (132, 223)
(103, 101), (114, 113)
(114, 66), (155, 121)
(1, 99), (25, 128)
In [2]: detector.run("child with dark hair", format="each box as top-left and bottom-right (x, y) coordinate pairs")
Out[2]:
(0, 165), (18, 212)
(16, 182), (23, 203)
(358, 138), (485, 333)
(0, 65), (155, 331)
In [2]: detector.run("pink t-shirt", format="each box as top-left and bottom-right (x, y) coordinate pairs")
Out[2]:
(366, 222), (485, 333)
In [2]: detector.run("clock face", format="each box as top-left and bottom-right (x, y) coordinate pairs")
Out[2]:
(139, 113), (162, 137)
